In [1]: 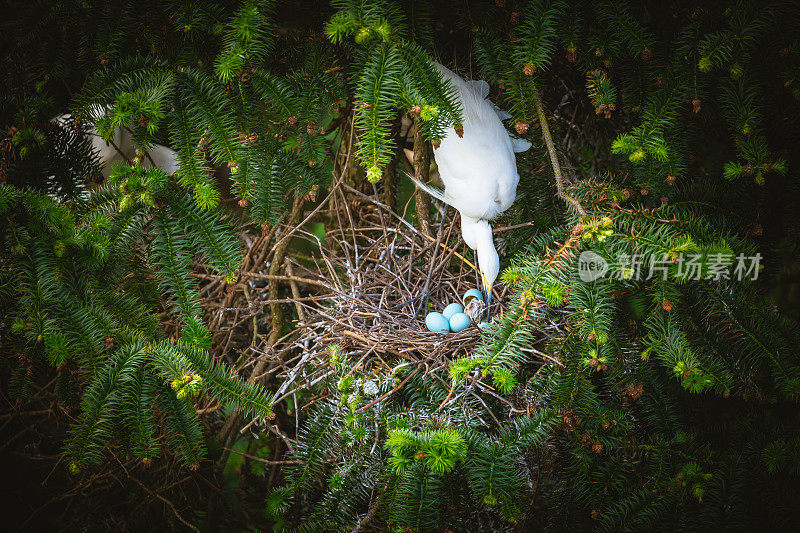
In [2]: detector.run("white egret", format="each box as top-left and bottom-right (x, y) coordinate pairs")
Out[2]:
(406, 62), (531, 316)
(53, 107), (178, 177)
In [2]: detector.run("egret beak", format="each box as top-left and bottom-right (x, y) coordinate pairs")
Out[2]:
(481, 272), (493, 320)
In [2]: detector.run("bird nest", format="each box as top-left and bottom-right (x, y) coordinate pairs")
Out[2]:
(279, 185), (485, 387)
(199, 181), (491, 413)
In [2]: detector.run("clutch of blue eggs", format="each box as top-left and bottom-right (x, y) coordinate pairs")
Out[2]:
(425, 289), (485, 333)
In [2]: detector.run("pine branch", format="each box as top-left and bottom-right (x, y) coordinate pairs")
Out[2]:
(534, 93), (586, 216)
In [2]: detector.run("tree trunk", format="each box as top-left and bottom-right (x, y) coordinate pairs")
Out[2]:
(412, 118), (432, 235)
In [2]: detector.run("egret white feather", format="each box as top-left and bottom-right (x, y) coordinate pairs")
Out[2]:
(52, 106), (178, 177)
(407, 63), (531, 304)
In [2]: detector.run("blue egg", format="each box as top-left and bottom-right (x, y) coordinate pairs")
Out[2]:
(425, 312), (450, 333)
(442, 303), (464, 319)
(463, 289), (484, 303)
(449, 312), (471, 332)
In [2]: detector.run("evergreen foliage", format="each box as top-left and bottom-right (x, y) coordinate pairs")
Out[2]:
(268, 1), (800, 530)
(2, 0), (800, 530)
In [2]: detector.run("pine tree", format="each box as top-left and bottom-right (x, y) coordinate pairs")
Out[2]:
(2, 0), (800, 530)
(268, 1), (800, 530)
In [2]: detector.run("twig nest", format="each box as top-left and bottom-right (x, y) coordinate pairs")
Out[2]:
(425, 312), (450, 333)
(442, 303), (464, 319)
(462, 289), (484, 303)
(449, 313), (471, 333)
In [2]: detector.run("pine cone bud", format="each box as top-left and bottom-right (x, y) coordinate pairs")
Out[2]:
(514, 121), (529, 134)
(494, 0), (506, 6)
(566, 46), (577, 62)
(497, 78), (506, 90)
(595, 48), (603, 57)
(410, 105), (422, 115)
(595, 104), (614, 118)
(640, 187), (649, 196)
(691, 98), (701, 113)
(662, 299), (673, 312)
(587, 332), (596, 341)
(522, 63), (535, 76)
(640, 49), (652, 60)
(666, 174), (676, 185)
(306, 122), (317, 134)
(592, 442), (603, 453)
(589, 357), (599, 368)
(520, 289), (533, 307)
(432, 140), (441, 149)
(303, 184), (319, 202)
(625, 383), (644, 399)
(238, 198), (249, 207)
(455, 124), (464, 138)
(660, 196), (669, 205)
(287, 116), (298, 126)
(366, 165), (382, 183)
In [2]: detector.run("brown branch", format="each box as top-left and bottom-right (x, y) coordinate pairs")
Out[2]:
(129, 477), (200, 533)
(342, 183), (476, 270)
(217, 116), (357, 454)
(534, 94), (587, 217)
(221, 446), (301, 465)
(353, 495), (383, 532)
(284, 261), (306, 323)
(217, 197), (306, 450)
(243, 272), (332, 289)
